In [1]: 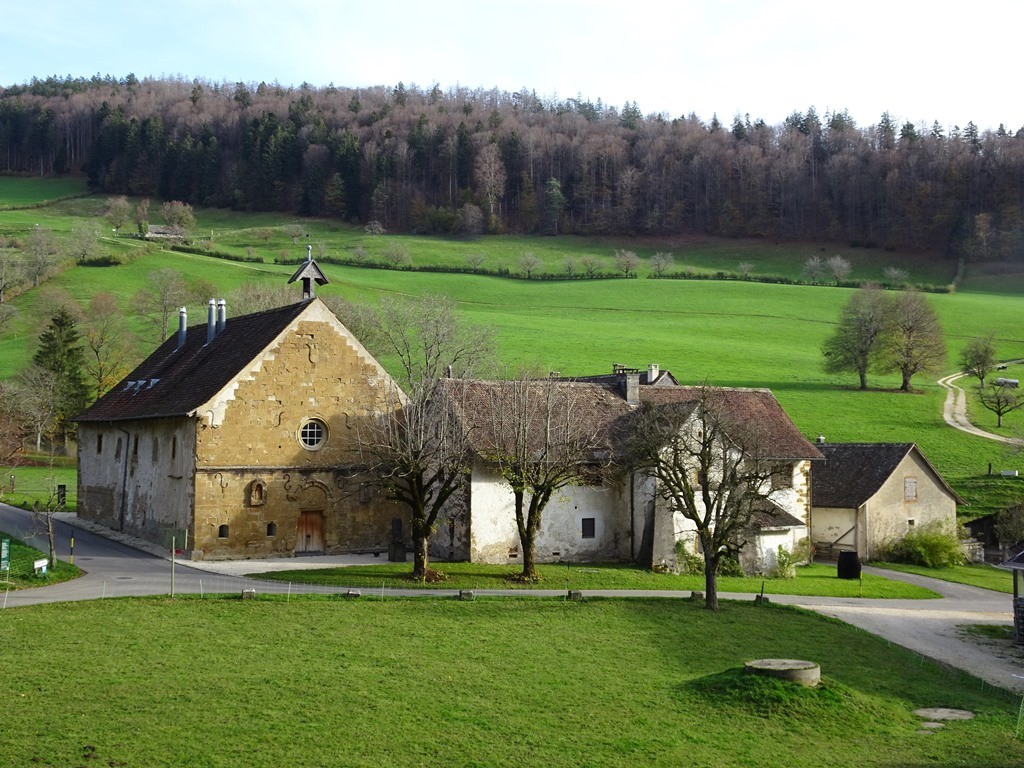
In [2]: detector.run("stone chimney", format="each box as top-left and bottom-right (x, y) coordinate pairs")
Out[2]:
(647, 363), (660, 383)
(624, 373), (640, 405)
(176, 306), (187, 350)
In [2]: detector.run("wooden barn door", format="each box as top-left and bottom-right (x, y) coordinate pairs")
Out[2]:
(296, 511), (324, 553)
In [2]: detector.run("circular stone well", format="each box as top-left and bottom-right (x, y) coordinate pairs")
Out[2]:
(744, 659), (821, 687)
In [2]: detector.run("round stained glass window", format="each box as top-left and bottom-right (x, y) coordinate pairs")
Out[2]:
(299, 418), (328, 450)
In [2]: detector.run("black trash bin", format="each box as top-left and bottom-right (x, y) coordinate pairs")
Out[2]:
(836, 550), (861, 580)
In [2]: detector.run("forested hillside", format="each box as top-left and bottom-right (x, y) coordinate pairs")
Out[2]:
(2, 75), (1024, 257)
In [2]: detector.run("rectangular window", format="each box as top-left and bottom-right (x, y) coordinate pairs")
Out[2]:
(132, 435), (138, 457)
(359, 483), (373, 503)
(581, 518), (596, 539)
(151, 438), (159, 463)
(695, 468), (707, 487)
(96, 433), (103, 454)
(115, 438), (122, 461)
(904, 477), (918, 502)
(171, 436), (177, 461)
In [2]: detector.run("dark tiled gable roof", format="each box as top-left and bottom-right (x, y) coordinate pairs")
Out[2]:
(76, 300), (313, 422)
(439, 380), (822, 463)
(810, 443), (916, 508)
(640, 387), (824, 461)
(440, 379), (632, 459)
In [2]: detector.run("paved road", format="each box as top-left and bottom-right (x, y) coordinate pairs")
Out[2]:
(2, 503), (1020, 693)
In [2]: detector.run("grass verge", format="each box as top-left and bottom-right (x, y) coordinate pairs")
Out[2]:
(0, 597), (1015, 767)
(0, 532), (80, 589)
(870, 562), (1014, 593)
(246, 561), (939, 598)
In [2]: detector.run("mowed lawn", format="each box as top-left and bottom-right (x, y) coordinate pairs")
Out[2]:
(0, 598), (1017, 768)
(249, 562), (940, 598)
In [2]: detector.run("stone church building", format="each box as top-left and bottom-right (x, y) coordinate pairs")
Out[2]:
(75, 262), (406, 560)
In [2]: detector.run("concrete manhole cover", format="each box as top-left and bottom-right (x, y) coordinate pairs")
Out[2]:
(744, 659), (820, 687)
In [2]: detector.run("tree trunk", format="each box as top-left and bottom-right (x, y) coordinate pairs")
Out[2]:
(901, 373), (912, 391)
(412, 532), (429, 580)
(522, 532), (537, 580)
(858, 369), (868, 390)
(704, 555), (719, 611)
(46, 513), (56, 568)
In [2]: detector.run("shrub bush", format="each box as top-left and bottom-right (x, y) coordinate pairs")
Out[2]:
(770, 545), (796, 579)
(881, 522), (964, 568)
(675, 540), (705, 575)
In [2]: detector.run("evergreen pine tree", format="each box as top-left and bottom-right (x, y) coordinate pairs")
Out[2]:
(32, 306), (89, 448)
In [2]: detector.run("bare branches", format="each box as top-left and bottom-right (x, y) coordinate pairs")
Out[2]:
(624, 386), (776, 609)
(479, 374), (607, 580)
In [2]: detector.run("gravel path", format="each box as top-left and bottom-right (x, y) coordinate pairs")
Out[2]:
(938, 367), (1024, 444)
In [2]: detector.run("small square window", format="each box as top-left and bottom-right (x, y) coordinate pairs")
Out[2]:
(218, 524), (229, 539)
(581, 518), (596, 539)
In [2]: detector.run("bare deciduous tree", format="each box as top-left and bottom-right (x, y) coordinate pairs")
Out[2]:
(355, 295), (493, 581)
(614, 249), (639, 277)
(802, 255), (824, 282)
(24, 226), (61, 287)
(624, 386), (776, 610)
(0, 252), (23, 303)
(649, 252), (674, 278)
(821, 285), (894, 390)
(66, 221), (104, 264)
(383, 240), (410, 267)
(579, 255), (600, 278)
(737, 261), (754, 278)
(466, 253), (485, 271)
(161, 201), (196, 238)
(81, 292), (136, 399)
(283, 223), (306, 244)
(825, 254), (852, 282)
(518, 252), (541, 278)
(478, 374), (605, 581)
(104, 195), (132, 235)
(977, 382), (1024, 428)
(881, 291), (946, 391)
(959, 334), (998, 388)
(883, 266), (909, 285)
(131, 268), (203, 344)
(474, 142), (506, 225)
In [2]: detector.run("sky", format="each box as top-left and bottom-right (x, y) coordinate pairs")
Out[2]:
(1, 0), (1018, 132)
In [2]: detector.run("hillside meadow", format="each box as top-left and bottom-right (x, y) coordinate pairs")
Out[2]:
(2, 185), (1024, 514)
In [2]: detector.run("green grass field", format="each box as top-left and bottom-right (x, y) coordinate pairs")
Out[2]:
(0, 597), (1016, 767)
(248, 561), (939, 598)
(2, 184), (1024, 514)
(0, 175), (89, 208)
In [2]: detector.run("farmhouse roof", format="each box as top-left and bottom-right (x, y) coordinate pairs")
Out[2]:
(438, 379), (822, 463)
(639, 386), (824, 461)
(76, 299), (314, 422)
(811, 443), (963, 508)
(439, 379), (632, 461)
